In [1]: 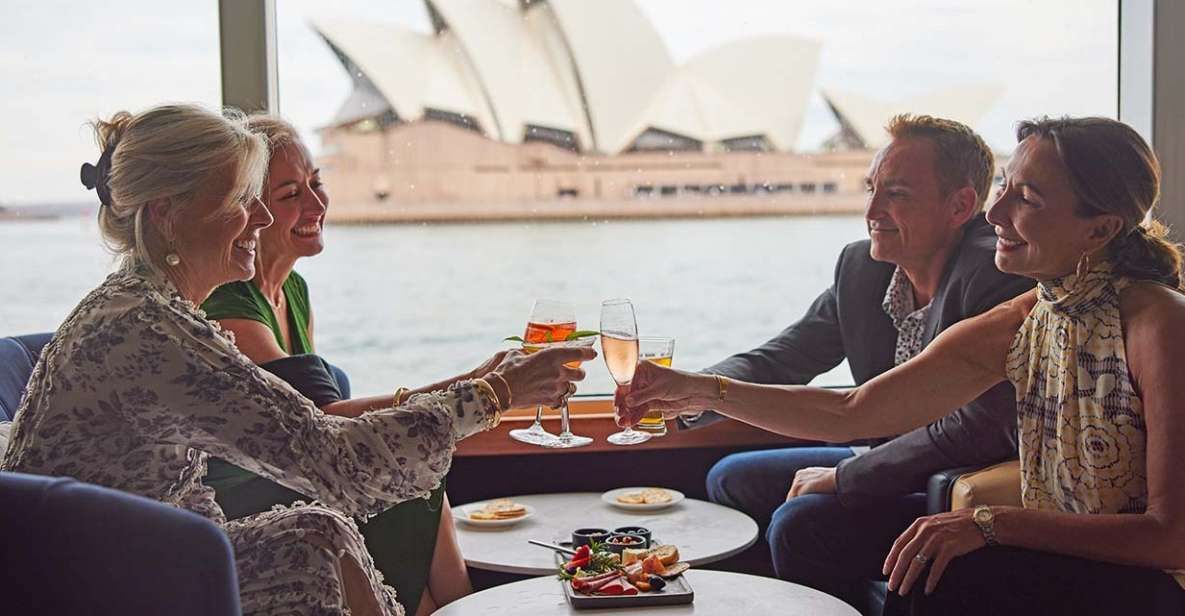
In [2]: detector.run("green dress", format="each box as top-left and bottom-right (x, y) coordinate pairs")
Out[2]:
(202, 272), (444, 614)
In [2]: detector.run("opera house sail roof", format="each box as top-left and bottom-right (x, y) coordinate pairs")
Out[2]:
(821, 85), (1003, 150)
(312, 0), (819, 154)
(310, 0), (1002, 222)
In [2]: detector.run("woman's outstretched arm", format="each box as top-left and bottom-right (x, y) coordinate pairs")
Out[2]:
(217, 317), (511, 417)
(625, 291), (1035, 442)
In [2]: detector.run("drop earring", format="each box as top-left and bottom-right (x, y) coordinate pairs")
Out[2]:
(162, 217), (181, 266)
(166, 237), (181, 266)
(1075, 251), (1091, 280)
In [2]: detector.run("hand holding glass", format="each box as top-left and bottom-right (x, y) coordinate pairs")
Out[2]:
(636, 337), (675, 436)
(601, 299), (650, 445)
(508, 299), (575, 447)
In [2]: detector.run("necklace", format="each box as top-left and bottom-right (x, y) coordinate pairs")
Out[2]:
(265, 290), (285, 313)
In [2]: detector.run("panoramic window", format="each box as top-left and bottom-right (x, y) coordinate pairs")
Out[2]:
(2, 1), (1118, 400)
(0, 1), (220, 334)
(275, 0), (1118, 396)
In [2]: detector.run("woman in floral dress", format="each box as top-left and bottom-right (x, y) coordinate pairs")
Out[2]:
(0, 104), (592, 616)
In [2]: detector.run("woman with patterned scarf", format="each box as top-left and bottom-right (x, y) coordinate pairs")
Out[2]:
(620, 117), (1185, 615)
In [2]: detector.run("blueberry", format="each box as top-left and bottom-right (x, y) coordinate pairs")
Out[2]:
(648, 575), (666, 590)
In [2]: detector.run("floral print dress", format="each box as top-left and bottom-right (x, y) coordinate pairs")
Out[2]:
(1, 267), (499, 615)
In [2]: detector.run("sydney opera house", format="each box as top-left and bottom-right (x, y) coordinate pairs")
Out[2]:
(312, 0), (998, 222)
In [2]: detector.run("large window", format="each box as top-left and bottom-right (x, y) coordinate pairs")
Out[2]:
(275, 0), (1117, 396)
(1, 1), (1119, 399)
(0, 1), (221, 333)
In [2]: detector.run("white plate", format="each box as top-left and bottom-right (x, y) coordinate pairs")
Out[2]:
(457, 502), (536, 527)
(602, 487), (686, 511)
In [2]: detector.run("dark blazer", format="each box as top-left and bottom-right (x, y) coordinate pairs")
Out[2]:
(701, 215), (1035, 505)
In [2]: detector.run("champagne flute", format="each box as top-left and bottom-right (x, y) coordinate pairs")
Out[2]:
(508, 299), (575, 446)
(601, 299), (650, 445)
(635, 336), (675, 436)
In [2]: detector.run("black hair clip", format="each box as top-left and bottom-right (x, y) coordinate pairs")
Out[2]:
(80, 145), (115, 207)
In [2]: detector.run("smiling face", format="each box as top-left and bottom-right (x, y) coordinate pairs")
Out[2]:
(864, 137), (969, 270)
(986, 135), (1123, 280)
(170, 163), (274, 290)
(259, 142), (328, 262)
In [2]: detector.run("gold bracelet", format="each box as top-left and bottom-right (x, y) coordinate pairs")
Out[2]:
(393, 386), (411, 406)
(472, 379), (504, 428)
(486, 372), (512, 409)
(714, 375), (729, 402)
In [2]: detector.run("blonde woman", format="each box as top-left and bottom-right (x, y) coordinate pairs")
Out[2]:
(0, 104), (592, 616)
(202, 116), (476, 615)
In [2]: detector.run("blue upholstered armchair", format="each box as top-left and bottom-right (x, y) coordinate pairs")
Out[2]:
(1, 333), (242, 615)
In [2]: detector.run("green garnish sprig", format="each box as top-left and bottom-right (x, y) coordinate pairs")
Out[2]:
(504, 330), (599, 344)
(555, 539), (623, 580)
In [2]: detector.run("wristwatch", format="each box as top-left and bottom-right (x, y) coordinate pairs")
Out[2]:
(972, 505), (998, 546)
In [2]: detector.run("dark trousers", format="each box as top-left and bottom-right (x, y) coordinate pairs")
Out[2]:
(884, 545), (1185, 615)
(707, 447), (926, 615)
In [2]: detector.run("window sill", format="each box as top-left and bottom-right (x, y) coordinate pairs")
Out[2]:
(457, 396), (807, 458)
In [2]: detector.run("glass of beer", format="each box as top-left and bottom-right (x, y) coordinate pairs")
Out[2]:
(635, 337), (675, 436)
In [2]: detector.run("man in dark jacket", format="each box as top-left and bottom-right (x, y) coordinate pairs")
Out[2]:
(694, 115), (1034, 614)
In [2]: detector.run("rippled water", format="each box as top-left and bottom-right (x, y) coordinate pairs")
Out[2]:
(1, 215), (865, 395)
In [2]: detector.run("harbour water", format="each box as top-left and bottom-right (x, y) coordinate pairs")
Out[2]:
(1, 215), (865, 396)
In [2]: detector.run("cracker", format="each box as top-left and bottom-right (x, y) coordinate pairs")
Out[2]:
(641, 488), (672, 504)
(470, 498), (526, 520)
(616, 491), (647, 504)
(618, 488), (672, 505)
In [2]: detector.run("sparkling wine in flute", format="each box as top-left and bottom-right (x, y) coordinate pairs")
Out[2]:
(602, 298), (649, 445)
(602, 334), (639, 385)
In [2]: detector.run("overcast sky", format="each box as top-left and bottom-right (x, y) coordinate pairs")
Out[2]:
(1, 0), (1117, 205)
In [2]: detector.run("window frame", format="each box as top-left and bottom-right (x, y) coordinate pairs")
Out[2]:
(218, 0), (1183, 453)
(219, 1), (1182, 237)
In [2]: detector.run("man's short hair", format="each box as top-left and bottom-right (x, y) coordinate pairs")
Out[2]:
(885, 114), (995, 213)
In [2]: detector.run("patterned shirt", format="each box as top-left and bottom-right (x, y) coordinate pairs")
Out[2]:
(1006, 260), (1183, 589)
(0, 266), (508, 615)
(882, 266), (932, 366)
(1, 266), (498, 523)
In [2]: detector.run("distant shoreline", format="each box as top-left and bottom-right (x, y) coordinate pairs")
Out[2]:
(0, 210), (60, 222)
(325, 195), (865, 225)
(0, 196), (867, 226)
(0, 202), (90, 221)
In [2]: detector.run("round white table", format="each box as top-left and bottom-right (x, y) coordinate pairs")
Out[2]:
(454, 492), (758, 575)
(434, 569), (859, 615)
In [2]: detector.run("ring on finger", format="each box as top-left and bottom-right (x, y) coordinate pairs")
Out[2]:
(913, 553), (930, 565)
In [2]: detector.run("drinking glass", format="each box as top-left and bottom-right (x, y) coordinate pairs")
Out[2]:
(636, 337), (675, 436)
(545, 335), (597, 449)
(601, 299), (650, 445)
(508, 299), (575, 446)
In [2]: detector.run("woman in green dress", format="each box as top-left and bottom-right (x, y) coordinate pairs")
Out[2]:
(203, 116), (486, 616)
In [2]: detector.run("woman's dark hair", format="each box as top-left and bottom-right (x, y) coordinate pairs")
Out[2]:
(1017, 116), (1182, 288)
